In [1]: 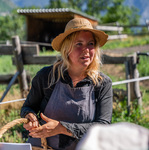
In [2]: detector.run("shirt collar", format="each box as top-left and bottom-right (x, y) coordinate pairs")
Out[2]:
(61, 70), (93, 87)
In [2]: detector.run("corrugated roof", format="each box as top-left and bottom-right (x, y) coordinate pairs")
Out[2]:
(17, 8), (98, 22)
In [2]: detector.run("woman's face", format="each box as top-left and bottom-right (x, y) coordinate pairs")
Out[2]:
(68, 31), (96, 71)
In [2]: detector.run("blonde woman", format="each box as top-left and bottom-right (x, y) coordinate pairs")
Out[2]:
(21, 18), (113, 150)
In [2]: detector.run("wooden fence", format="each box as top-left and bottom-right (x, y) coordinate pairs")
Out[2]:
(95, 23), (128, 40)
(0, 36), (144, 110)
(96, 20), (149, 38)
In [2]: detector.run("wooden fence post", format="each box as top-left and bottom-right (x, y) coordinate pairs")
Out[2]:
(116, 22), (121, 40)
(12, 36), (29, 98)
(126, 53), (142, 109)
(125, 60), (131, 114)
(131, 53), (142, 108)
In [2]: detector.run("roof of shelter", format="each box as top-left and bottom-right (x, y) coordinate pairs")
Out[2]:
(17, 8), (98, 22)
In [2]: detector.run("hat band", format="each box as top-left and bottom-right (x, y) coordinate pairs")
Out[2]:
(70, 25), (93, 29)
(72, 25), (87, 28)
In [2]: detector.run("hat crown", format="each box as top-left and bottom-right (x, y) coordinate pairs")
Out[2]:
(64, 18), (93, 32)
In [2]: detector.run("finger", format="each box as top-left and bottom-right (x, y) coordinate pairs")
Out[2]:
(29, 126), (43, 133)
(25, 113), (37, 122)
(32, 121), (38, 128)
(47, 129), (52, 132)
(23, 122), (33, 130)
(40, 113), (50, 123)
(29, 132), (45, 138)
(29, 129), (49, 138)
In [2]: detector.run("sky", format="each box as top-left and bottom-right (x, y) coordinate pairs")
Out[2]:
(125, 0), (149, 24)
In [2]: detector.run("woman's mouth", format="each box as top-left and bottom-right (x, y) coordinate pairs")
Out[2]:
(81, 56), (90, 60)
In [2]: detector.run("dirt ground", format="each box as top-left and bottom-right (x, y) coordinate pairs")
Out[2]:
(102, 44), (149, 88)
(103, 44), (149, 55)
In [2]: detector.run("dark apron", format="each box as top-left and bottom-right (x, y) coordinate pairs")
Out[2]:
(28, 80), (96, 149)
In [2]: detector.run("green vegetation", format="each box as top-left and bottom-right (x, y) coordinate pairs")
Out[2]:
(0, 55), (15, 74)
(112, 101), (149, 128)
(0, 108), (26, 143)
(137, 55), (149, 76)
(47, 0), (140, 26)
(0, 9), (26, 41)
(102, 35), (149, 50)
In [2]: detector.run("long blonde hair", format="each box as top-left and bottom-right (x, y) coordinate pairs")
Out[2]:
(48, 31), (102, 87)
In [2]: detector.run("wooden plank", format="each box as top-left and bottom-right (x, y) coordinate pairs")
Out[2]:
(23, 55), (60, 64)
(0, 44), (39, 55)
(131, 53), (142, 107)
(0, 45), (13, 55)
(21, 41), (52, 47)
(22, 54), (131, 65)
(125, 61), (131, 115)
(102, 54), (131, 64)
(0, 74), (30, 84)
(96, 25), (123, 31)
(0, 74), (18, 84)
(21, 44), (39, 55)
(108, 34), (128, 40)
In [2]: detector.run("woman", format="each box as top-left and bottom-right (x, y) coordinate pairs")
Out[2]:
(21, 18), (113, 150)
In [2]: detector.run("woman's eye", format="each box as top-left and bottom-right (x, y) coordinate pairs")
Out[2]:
(76, 43), (82, 46)
(89, 42), (95, 46)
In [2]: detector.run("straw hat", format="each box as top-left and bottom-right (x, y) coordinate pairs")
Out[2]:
(51, 18), (108, 51)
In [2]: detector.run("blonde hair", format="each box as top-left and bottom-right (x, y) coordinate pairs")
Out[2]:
(48, 31), (102, 87)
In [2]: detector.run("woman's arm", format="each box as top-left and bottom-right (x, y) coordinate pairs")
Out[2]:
(21, 73), (44, 118)
(21, 66), (53, 118)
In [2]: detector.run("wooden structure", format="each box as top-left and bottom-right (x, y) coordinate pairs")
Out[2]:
(17, 8), (98, 45)
(95, 24), (128, 40)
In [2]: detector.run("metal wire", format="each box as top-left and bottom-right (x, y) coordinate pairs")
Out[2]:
(0, 76), (149, 105)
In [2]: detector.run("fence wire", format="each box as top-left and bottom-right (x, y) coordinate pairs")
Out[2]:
(0, 76), (149, 105)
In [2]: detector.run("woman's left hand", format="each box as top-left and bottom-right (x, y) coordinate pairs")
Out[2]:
(29, 113), (62, 138)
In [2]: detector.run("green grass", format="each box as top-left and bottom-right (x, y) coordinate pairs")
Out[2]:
(0, 55), (16, 74)
(102, 35), (149, 50)
(137, 55), (149, 76)
(0, 109), (27, 143)
(112, 101), (149, 128)
(0, 50), (59, 78)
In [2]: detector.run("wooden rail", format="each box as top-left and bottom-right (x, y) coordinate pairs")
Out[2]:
(95, 24), (128, 40)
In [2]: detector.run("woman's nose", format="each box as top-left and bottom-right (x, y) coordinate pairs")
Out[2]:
(82, 46), (89, 53)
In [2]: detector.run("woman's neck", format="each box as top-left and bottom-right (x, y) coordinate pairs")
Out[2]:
(68, 68), (86, 87)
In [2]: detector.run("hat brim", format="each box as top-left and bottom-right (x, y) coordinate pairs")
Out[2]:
(51, 28), (108, 51)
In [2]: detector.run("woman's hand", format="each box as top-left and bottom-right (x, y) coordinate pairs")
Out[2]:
(23, 113), (39, 131)
(29, 113), (61, 138)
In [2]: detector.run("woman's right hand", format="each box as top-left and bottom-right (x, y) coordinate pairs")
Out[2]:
(23, 113), (39, 131)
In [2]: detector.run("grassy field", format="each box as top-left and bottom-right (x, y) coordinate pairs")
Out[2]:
(0, 35), (149, 143)
(102, 35), (149, 50)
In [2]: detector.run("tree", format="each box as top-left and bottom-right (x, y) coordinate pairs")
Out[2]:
(0, 9), (26, 41)
(47, 0), (140, 25)
(84, 0), (113, 19)
(101, 0), (140, 25)
(48, 0), (66, 8)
